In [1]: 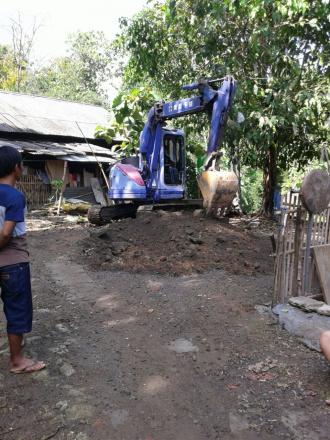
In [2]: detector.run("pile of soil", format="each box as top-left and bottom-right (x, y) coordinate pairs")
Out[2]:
(80, 210), (274, 276)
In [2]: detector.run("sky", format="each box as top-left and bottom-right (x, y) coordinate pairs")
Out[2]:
(0, 0), (147, 64)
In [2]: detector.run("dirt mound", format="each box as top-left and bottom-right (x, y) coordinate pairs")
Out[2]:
(79, 210), (273, 276)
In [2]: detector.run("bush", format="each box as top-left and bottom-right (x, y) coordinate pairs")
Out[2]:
(240, 167), (263, 214)
(185, 153), (200, 199)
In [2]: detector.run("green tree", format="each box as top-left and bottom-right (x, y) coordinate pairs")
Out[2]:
(10, 13), (40, 91)
(66, 31), (112, 97)
(25, 57), (104, 105)
(0, 45), (17, 90)
(96, 86), (158, 155)
(25, 31), (112, 105)
(115, 0), (329, 215)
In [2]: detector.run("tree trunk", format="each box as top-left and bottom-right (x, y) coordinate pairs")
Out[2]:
(261, 144), (276, 217)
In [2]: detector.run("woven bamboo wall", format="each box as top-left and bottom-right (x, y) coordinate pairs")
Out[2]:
(273, 191), (330, 304)
(17, 176), (51, 209)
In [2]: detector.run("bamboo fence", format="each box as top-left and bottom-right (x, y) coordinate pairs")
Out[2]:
(273, 190), (330, 304)
(17, 175), (51, 209)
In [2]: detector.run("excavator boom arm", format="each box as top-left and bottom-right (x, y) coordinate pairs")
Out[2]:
(139, 76), (236, 172)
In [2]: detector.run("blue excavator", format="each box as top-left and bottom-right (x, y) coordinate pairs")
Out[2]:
(88, 76), (238, 224)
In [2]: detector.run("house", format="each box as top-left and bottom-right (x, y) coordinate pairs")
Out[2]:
(0, 91), (117, 207)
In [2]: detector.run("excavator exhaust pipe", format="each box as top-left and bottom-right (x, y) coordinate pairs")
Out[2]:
(197, 170), (238, 217)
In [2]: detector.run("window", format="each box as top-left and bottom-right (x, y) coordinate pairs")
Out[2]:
(163, 135), (184, 185)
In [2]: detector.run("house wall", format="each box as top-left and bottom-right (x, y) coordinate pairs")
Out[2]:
(19, 157), (103, 208)
(25, 158), (99, 188)
(45, 160), (70, 185)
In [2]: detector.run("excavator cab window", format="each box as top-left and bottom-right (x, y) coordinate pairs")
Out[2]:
(163, 134), (184, 185)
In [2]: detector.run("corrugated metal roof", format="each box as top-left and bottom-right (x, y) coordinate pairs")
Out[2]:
(58, 155), (113, 163)
(0, 91), (109, 138)
(0, 139), (116, 163)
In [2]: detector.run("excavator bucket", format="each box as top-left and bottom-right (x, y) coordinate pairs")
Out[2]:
(197, 170), (238, 217)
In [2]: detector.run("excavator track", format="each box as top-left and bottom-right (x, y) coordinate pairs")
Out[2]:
(88, 203), (138, 225)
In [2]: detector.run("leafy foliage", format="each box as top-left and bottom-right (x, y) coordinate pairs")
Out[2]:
(185, 152), (200, 199)
(96, 87), (159, 155)
(1, 4), (328, 213)
(240, 167), (263, 214)
(10, 13), (40, 91)
(50, 179), (64, 202)
(66, 31), (112, 97)
(25, 57), (103, 105)
(281, 158), (330, 192)
(115, 0), (329, 214)
(24, 31), (112, 105)
(0, 45), (17, 90)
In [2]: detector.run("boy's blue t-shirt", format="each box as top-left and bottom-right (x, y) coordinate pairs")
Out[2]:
(0, 184), (29, 267)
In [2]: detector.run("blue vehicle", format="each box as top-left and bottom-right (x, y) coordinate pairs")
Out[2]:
(88, 76), (238, 224)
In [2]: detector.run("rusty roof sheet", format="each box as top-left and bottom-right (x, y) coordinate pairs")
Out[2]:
(0, 139), (116, 163)
(0, 91), (109, 138)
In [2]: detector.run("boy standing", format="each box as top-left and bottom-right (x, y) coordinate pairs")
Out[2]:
(0, 145), (45, 373)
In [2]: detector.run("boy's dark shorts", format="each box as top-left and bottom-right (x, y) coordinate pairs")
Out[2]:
(0, 262), (32, 334)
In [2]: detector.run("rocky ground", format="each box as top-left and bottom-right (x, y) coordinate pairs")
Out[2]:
(0, 210), (329, 440)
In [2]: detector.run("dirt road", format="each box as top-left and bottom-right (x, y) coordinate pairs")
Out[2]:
(0, 212), (329, 440)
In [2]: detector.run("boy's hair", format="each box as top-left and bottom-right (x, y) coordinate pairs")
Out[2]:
(0, 145), (22, 178)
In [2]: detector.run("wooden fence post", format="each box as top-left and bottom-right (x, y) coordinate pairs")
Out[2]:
(273, 190), (330, 304)
(57, 161), (68, 216)
(292, 204), (302, 296)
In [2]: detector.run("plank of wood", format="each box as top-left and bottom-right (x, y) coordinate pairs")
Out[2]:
(292, 205), (303, 296)
(312, 245), (330, 304)
(90, 177), (107, 206)
(57, 161), (68, 215)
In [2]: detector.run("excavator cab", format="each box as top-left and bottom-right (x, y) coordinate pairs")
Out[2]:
(163, 134), (184, 185)
(156, 129), (186, 200)
(107, 128), (185, 203)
